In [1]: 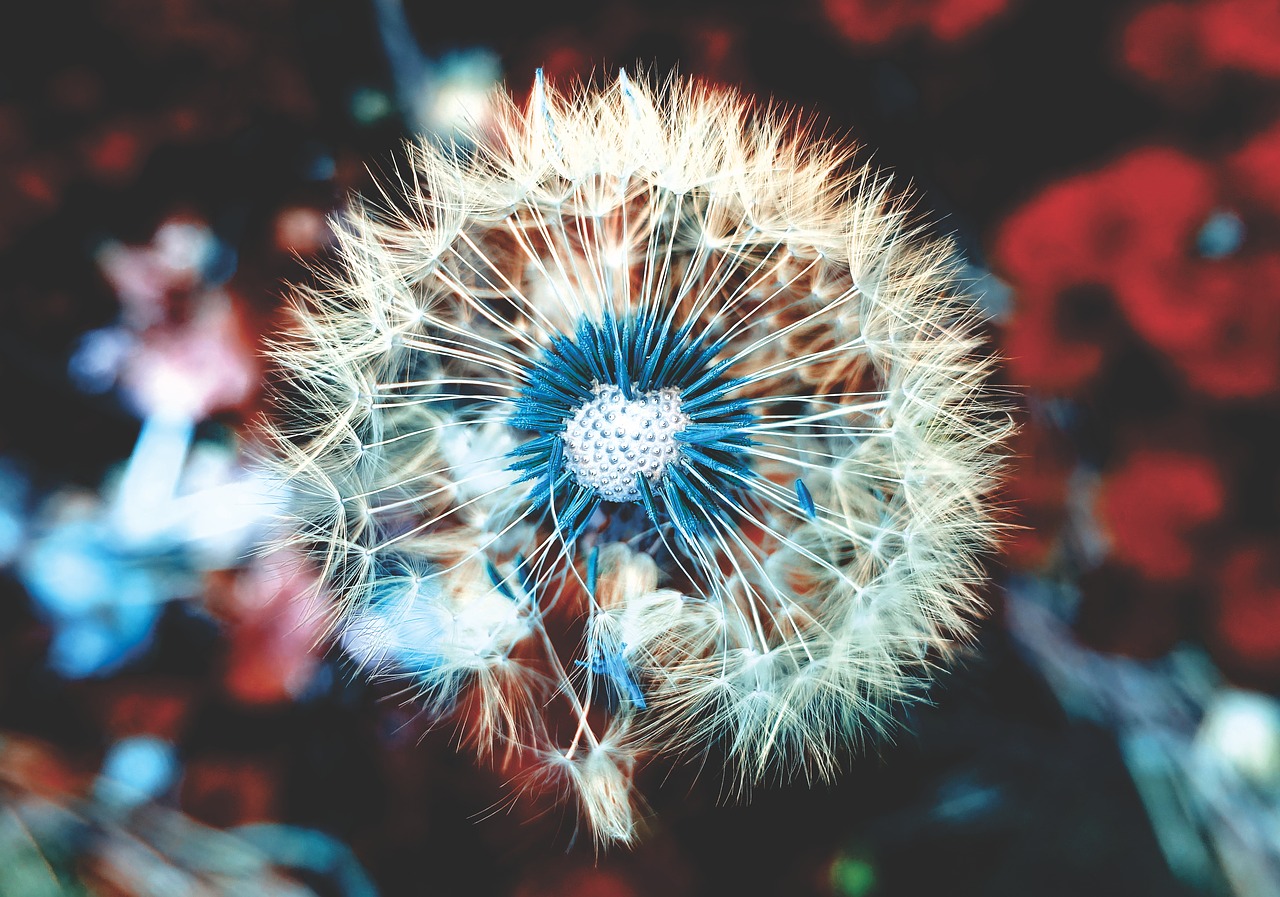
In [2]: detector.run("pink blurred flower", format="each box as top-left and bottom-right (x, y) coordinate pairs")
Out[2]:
(219, 551), (328, 706)
(121, 295), (259, 420)
(96, 219), (213, 328)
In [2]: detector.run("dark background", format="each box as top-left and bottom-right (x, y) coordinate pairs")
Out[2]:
(2, 1), (1278, 895)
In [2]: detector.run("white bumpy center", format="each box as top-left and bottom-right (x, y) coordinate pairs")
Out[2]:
(560, 384), (690, 502)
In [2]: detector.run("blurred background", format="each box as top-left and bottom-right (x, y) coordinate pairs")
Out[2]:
(1, 0), (1279, 894)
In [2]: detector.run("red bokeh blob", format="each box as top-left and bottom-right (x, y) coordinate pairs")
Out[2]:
(1121, 254), (1280, 399)
(1214, 543), (1280, 677)
(1124, 0), (1280, 86)
(1228, 119), (1280, 216)
(822, 0), (1010, 45)
(995, 147), (1218, 392)
(1099, 449), (1224, 582)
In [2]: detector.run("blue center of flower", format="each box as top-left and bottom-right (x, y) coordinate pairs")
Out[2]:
(506, 311), (755, 544)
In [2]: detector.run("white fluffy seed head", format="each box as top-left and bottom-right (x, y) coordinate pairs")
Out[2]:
(263, 70), (1011, 846)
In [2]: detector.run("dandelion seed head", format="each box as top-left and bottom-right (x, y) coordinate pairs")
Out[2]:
(264, 69), (1011, 846)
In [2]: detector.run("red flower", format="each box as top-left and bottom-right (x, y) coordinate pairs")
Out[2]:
(1172, 256), (1280, 398)
(1098, 449), (1224, 582)
(1123, 2), (1212, 87)
(1119, 254), (1280, 398)
(1228, 119), (1280, 216)
(1000, 290), (1108, 392)
(1201, 0), (1280, 79)
(1214, 543), (1280, 677)
(1124, 0), (1280, 86)
(822, 0), (1009, 46)
(994, 148), (1215, 391)
(1112, 263), (1226, 354)
(997, 149), (1214, 292)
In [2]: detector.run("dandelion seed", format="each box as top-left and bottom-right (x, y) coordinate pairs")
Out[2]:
(795, 478), (818, 519)
(265, 70), (1009, 846)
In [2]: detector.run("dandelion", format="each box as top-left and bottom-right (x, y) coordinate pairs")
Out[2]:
(265, 70), (1009, 846)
